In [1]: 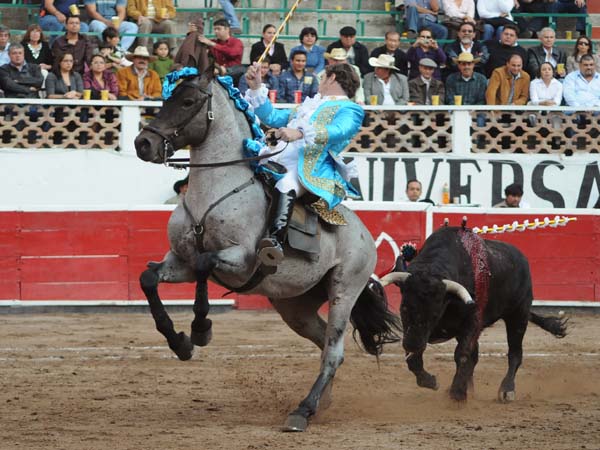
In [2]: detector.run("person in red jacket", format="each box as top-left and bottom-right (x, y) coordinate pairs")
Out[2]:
(197, 18), (243, 74)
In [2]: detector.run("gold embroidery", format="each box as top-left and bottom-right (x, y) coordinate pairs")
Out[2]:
(308, 199), (347, 225)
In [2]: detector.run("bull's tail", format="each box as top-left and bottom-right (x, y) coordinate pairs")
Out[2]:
(350, 277), (402, 357)
(529, 311), (568, 338)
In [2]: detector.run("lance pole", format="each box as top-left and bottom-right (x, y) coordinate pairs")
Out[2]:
(257, 0), (303, 65)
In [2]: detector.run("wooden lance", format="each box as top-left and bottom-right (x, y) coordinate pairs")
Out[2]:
(257, 0), (304, 65)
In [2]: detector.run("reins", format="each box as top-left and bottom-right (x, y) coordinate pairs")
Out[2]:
(165, 148), (284, 169)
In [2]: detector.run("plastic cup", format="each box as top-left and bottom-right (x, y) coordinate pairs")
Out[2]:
(83, 89), (91, 100)
(565, 30), (572, 40)
(454, 95), (462, 106)
(69, 4), (80, 15)
(335, 5), (342, 10)
(431, 95), (440, 106)
(268, 89), (277, 103)
(160, 7), (168, 18)
(294, 90), (302, 104)
(557, 63), (565, 73)
(385, 1), (391, 12)
(111, 16), (120, 28)
(100, 90), (109, 100)
(369, 95), (378, 106)
(453, 197), (460, 204)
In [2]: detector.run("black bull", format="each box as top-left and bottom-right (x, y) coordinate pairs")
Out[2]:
(381, 226), (567, 402)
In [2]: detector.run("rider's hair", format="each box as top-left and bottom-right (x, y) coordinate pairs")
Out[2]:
(325, 63), (360, 99)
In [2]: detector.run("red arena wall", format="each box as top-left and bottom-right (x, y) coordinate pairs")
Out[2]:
(0, 208), (598, 308)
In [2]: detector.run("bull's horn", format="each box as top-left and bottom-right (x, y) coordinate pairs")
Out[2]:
(380, 272), (411, 287)
(442, 280), (475, 304)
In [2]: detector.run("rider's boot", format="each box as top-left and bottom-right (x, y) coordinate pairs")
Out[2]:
(258, 189), (296, 266)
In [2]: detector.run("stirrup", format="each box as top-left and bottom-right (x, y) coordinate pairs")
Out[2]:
(257, 238), (284, 266)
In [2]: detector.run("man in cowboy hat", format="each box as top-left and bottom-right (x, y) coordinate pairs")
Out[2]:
(116, 46), (161, 100)
(165, 175), (189, 204)
(445, 52), (487, 105)
(408, 57), (445, 104)
(363, 53), (409, 105)
(317, 48), (364, 104)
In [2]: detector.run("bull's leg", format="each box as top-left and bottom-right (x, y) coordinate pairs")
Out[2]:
(140, 251), (196, 360)
(190, 253), (219, 347)
(406, 352), (439, 390)
(466, 342), (479, 391)
(498, 310), (528, 402)
(450, 337), (478, 401)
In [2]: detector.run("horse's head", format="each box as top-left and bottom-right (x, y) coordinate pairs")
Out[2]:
(135, 72), (214, 163)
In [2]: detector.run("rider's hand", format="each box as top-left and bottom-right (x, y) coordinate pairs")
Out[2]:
(245, 62), (262, 91)
(275, 128), (303, 142)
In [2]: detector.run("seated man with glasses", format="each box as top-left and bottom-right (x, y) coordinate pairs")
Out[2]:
(443, 21), (489, 77)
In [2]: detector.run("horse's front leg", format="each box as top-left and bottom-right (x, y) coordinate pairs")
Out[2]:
(190, 253), (219, 347)
(140, 251), (196, 360)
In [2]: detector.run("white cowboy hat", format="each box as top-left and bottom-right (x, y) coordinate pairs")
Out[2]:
(452, 52), (481, 64)
(324, 48), (348, 61)
(368, 54), (399, 71)
(126, 46), (157, 62)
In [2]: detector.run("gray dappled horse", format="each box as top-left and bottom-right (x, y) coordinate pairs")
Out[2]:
(134, 71), (401, 431)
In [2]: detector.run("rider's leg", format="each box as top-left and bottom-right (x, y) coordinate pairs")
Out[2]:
(258, 188), (296, 266)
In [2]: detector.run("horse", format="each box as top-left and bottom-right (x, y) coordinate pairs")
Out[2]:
(134, 70), (401, 432)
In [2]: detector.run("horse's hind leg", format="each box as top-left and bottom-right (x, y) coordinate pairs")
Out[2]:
(190, 253), (219, 347)
(140, 251), (196, 360)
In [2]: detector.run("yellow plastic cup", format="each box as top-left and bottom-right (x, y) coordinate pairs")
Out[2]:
(69, 4), (80, 15)
(160, 7), (168, 18)
(565, 30), (573, 40)
(100, 90), (109, 101)
(335, 5), (342, 10)
(385, 1), (391, 12)
(369, 95), (378, 106)
(557, 63), (565, 73)
(111, 16), (120, 28)
(454, 95), (462, 106)
(431, 95), (440, 106)
(83, 89), (91, 100)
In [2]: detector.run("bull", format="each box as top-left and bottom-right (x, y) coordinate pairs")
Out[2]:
(381, 226), (567, 402)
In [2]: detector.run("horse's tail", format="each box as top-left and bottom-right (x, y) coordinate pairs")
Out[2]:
(350, 277), (402, 357)
(529, 311), (569, 338)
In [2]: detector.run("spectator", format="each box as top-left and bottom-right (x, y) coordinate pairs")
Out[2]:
(445, 52), (487, 105)
(289, 27), (325, 75)
(148, 41), (173, 82)
(325, 26), (370, 77)
(116, 45), (161, 100)
(100, 27), (132, 71)
(443, 21), (489, 76)
(173, 18), (210, 72)
(477, 0), (519, 41)
(85, 0), (139, 51)
(249, 24), (288, 76)
(486, 53), (530, 105)
(552, 0), (588, 37)
(165, 176), (188, 204)
(369, 31), (408, 76)
(0, 44), (44, 98)
(493, 183), (527, 207)
(405, 179), (422, 201)
(526, 27), (567, 79)
(197, 18), (243, 74)
(21, 24), (53, 71)
(51, 15), (95, 75)
(403, 0), (448, 40)
(563, 54), (600, 107)
(126, 0), (176, 52)
(514, 0), (552, 38)
(363, 53), (409, 105)
(484, 23), (528, 77)
(406, 27), (446, 80)
(45, 51), (83, 99)
(566, 36), (600, 74)
(0, 25), (11, 66)
(39, 0), (90, 35)
(408, 58), (445, 104)
(318, 48), (365, 104)
(528, 62), (563, 127)
(277, 49), (318, 103)
(83, 53), (119, 99)
(441, 0), (476, 40)
(217, 0), (241, 34)
(237, 57), (278, 95)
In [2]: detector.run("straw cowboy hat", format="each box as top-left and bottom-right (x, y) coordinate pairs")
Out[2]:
(368, 54), (399, 71)
(452, 52), (481, 64)
(324, 48), (348, 61)
(126, 46), (157, 62)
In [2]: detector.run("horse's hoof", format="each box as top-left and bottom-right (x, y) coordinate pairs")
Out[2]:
(498, 390), (515, 403)
(191, 327), (212, 347)
(417, 373), (439, 390)
(282, 414), (308, 432)
(172, 332), (194, 361)
(258, 240), (284, 266)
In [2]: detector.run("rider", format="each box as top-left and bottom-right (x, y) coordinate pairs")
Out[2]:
(244, 62), (364, 266)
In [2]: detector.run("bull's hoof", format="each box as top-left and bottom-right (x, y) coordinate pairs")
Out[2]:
(450, 388), (468, 402)
(282, 414), (308, 432)
(498, 390), (516, 403)
(172, 332), (194, 361)
(191, 326), (212, 347)
(417, 373), (439, 390)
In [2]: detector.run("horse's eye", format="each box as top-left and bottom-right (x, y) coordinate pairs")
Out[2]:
(183, 98), (195, 108)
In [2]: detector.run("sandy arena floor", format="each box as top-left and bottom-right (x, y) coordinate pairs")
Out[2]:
(0, 309), (598, 450)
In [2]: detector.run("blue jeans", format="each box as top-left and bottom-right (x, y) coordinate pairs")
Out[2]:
(553, 0), (587, 33)
(218, 0), (241, 29)
(482, 24), (504, 41)
(89, 19), (138, 51)
(39, 14), (89, 44)
(405, 6), (448, 39)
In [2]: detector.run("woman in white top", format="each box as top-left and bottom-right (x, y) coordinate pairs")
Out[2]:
(441, 0), (476, 39)
(529, 62), (563, 106)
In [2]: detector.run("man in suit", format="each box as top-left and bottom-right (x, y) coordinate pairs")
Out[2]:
(526, 27), (567, 79)
(443, 21), (489, 77)
(325, 26), (370, 76)
(369, 31), (408, 76)
(408, 57), (445, 104)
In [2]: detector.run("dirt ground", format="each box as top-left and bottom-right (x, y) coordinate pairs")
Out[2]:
(0, 309), (598, 450)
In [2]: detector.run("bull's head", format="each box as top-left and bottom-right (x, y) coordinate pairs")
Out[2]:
(381, 272), (473, 354)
